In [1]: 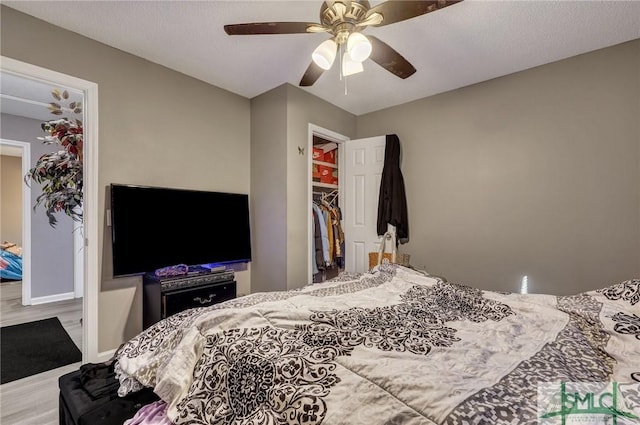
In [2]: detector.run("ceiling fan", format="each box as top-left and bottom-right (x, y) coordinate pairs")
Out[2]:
(224, 0), (462, 87)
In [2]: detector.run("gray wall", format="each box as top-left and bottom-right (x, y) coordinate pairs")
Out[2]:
(2, 6), (251, 352)
(250, 84), (356, 292)
(356, 40), (640, 295)
(250, 85), (288, 293)
(4, 4), (638, 353)
(1, 154), (22, 245)
(1, 114), (75, 297)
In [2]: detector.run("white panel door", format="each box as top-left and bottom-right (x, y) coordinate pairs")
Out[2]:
(343, 136), (386, 273)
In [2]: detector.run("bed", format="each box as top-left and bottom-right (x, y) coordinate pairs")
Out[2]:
(0, 242), (22, 281)
(115, 264), (640, 424)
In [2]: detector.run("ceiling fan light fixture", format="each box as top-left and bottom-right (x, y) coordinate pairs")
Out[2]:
(347, 32), (372, 62)
(312, 39), (338, 70)
(342, 52), (364, 77)
(224, 0), (456, 87)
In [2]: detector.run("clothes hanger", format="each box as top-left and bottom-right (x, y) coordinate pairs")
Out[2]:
(325, 190), (338, 207)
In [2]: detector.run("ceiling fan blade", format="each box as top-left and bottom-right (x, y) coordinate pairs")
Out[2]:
(224, 22), (325, 35)
(307, 24), (330, 33)
(367, 36), (416, 79)
(357, 12), (384, 27)
(299, 61), (326, 87)
(367, 0), (462, 27)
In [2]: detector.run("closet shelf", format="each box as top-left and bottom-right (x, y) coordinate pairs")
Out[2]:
(313, 182), (339, 189)
(312, 160), (338, 169)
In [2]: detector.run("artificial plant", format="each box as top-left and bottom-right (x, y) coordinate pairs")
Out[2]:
(24, 88), (83, 227)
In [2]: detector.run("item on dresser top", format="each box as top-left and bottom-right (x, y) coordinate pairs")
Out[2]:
(153, 264), (188, 278)
(200, 264), (227, 273)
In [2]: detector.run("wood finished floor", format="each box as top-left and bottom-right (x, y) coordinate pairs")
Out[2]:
(0, 281), (83, 425)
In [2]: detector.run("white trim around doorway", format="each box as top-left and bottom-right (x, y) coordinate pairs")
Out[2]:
(307, 124), (349, 285)
(1, 55), (100, 363)
(0, 139), (32, 304)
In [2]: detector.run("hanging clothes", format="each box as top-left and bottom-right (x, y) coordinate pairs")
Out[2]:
(312, 203), (330, 265)
(323, 208), (335, 262)
(331, 207), (345, 269)
(311, 212), (319, 275)
(312, 191), (345, 279)
(377, 134), (409, 243)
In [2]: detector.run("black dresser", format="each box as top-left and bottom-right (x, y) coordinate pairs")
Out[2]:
(142, 270), (236, 329)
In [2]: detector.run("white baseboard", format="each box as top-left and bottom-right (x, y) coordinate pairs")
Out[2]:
(96, 348), (117, 363)
(30, 291), (75, 305)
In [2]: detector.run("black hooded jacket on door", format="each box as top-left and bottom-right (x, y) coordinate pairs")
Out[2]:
(377, 134), (409, 243)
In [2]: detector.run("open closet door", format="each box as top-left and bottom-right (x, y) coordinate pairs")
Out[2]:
(343, 136), (386, 273)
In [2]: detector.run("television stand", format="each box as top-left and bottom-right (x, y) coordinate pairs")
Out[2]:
(142, 269), (236, 329)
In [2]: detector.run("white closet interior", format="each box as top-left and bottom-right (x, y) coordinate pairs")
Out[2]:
(311, 134), (345, 283)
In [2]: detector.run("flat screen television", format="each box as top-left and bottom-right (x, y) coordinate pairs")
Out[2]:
(110, 184), (251, 277)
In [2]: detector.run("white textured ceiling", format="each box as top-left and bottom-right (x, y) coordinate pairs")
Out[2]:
(1, 71), (83, 121)
(3, 1), (640, 115)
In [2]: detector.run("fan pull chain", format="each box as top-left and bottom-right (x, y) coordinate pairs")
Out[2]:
(339, 43), (344, 81)
(339, 42), (348, 95)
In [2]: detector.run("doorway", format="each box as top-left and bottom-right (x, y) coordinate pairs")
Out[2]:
(307, 124), (350, 284)
(0, 138), (84, 305)
(307, 129), (387, 281)
(1, 56), (99, 362)
(341, 135), (386, 273)
(0, 140), (31, 301)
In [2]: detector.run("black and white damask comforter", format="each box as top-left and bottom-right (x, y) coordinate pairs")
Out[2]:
(115, 265), (640, 424)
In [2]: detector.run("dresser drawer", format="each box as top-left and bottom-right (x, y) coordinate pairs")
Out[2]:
(162, 280), (236, 318)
